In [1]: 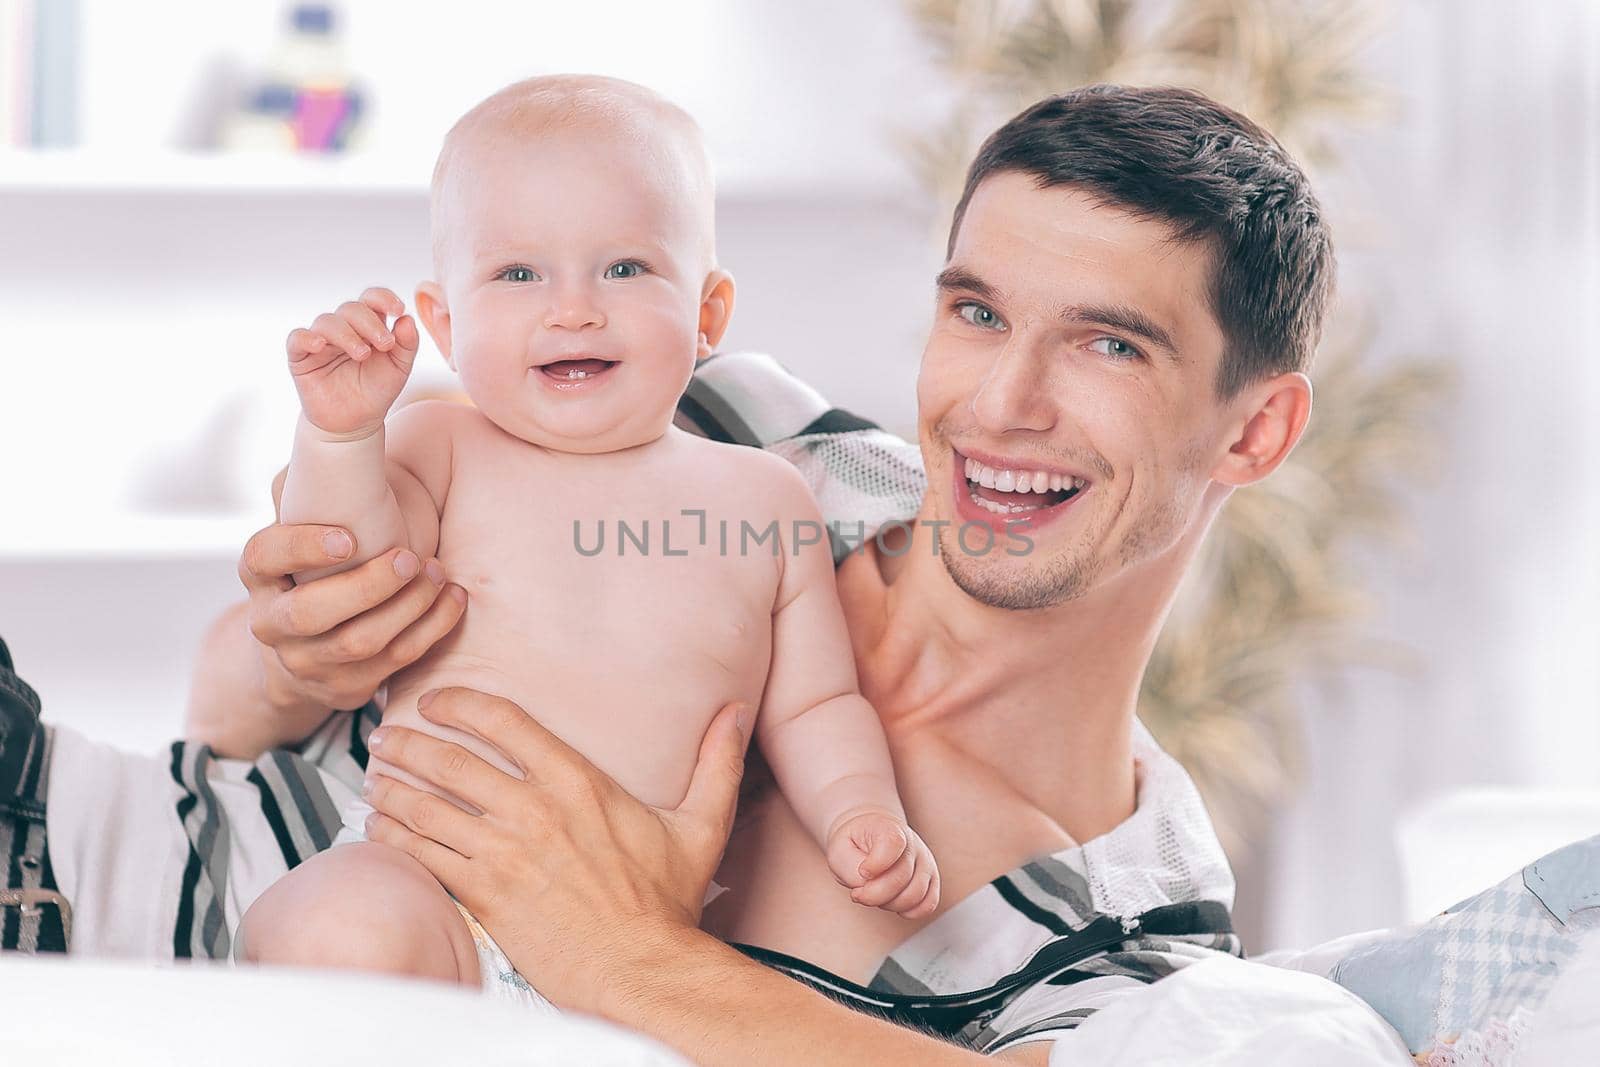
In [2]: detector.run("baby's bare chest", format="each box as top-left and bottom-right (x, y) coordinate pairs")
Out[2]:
(422, 439), (784, 706)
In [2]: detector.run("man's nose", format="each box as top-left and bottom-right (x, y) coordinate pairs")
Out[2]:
(542, 285), (606, 331)
(970, 341), (1056, 434)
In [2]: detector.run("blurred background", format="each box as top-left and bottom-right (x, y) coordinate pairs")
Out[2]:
(1, 0), (1596, 955)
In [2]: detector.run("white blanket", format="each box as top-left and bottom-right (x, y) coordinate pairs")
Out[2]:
(1047, 954), (1412, 1065)
(0, 954), (688, 1066)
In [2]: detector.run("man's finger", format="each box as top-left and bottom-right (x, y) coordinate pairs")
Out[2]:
(262, 548), (427, 640)
(416, 687), (586, 784)
(309, 564), (456, 657)
(379, 582), (468, 674)
(363, 810), (473, 893)
(366, 724), (516, 814)
(672, 702), (750, 844)
(239, 523), (355, 593)
(364, 773), (481, 859)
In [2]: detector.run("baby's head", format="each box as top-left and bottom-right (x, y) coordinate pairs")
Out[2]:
(415, 75), (734, 454)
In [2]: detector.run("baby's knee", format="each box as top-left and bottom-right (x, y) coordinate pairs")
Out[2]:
(238, 843), (476, 987)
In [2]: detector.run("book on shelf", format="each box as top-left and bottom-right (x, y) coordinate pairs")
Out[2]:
(0, 0), (77, 149)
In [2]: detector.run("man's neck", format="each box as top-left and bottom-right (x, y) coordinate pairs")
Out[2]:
(856, 511), (1200, 845)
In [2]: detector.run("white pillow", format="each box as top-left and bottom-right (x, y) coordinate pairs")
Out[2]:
(0, 954), (687, 1066)
(1046, 954), (1411, 1066)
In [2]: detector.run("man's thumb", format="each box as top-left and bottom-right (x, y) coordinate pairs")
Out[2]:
(676, 702), (750, 833)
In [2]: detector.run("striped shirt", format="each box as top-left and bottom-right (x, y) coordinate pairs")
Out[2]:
(42, 351), (1239, 1051)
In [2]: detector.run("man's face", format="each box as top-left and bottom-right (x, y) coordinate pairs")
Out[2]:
(916, 172), (1233, 609)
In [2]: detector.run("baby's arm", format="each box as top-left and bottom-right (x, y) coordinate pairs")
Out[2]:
(278, 289), (447, 580)
(752, 457), (939, 918)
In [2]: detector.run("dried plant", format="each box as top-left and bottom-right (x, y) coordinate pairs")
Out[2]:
(905, 0), (1450, 855)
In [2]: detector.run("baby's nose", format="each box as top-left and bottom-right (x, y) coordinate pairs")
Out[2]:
(542, 289), (606, 331)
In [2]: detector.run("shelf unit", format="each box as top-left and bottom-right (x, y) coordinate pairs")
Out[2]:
(0, 149), (431, 195)
(0, 511), (271, 559)
(0, 149), (911, 202)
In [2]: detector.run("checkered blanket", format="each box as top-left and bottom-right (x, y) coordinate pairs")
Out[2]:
(1330, 834), (1600, 1062)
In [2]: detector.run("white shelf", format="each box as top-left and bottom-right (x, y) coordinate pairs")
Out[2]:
(0, 512), (269, 560)
(0, 149), (431, 196)
(0, 149), (914, 203)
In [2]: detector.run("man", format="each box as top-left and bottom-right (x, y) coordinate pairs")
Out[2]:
(7, 86), (1394, 1060)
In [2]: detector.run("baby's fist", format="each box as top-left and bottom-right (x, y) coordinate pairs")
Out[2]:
(287, 287), (421, 438)
(825, 810), (941, 919)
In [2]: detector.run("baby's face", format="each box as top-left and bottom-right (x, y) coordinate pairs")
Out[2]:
(433, 127), (715, 454)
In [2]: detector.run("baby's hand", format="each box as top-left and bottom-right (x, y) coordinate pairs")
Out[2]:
(825, 809), (941, 919)
(287, 287), (421, 438)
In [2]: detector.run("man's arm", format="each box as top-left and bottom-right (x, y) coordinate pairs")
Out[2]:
(184, 599), (333, 758)
(184, 520), (467, 759)
(605, 927), (1051, 1066)
(357, 691), (1046, 1065)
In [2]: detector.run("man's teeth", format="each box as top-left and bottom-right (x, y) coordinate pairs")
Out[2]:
(963, 458), (1085, 494)
(564, 369), (590, 380)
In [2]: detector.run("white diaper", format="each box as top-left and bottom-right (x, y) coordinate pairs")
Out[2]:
(333, 795), (557, 1014)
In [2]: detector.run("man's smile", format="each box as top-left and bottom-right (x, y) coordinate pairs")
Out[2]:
(951, 446), (1091, 534)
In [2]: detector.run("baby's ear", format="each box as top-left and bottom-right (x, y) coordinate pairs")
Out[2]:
(697, 270), (736, 359)
(414, 282), (454, 369)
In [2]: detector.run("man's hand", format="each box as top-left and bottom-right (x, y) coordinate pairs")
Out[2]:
(288, 287), (420, 439)
(239, 522), (467, 714)
(361, 688), (750, 1014)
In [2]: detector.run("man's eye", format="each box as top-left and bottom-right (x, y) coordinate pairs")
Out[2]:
(1088, 337), (1142, 361)
(956, 301), (1005, 331)
(498, 266), (538, 283)
(605, 261), (648, 279)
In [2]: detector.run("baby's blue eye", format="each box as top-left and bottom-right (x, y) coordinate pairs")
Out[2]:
(957, 301), (1005, 331)
(605, 261), (646, 279)
(499, 266), (537, 283)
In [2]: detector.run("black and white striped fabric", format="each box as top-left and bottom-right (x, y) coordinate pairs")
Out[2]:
(734, 730), (1242, 1053)
(36, 351), (1238, 1055)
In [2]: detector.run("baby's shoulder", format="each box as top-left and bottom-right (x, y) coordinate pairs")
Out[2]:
(674, 434), (820, 516)
(389, 397), (475, 434)
(388, 398), (503, 449)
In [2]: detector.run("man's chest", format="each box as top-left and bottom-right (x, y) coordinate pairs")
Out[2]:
(705, 746), (1079, 984)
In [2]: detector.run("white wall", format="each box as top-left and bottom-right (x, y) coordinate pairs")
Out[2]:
(1259, 0), (1600, 950)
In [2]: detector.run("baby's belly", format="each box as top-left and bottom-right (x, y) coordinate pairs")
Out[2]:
(371, 603), (769, 811)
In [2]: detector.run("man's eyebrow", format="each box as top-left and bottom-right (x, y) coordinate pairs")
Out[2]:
(1063, 303), (1181, 361)
(935, 266), (1000, 302)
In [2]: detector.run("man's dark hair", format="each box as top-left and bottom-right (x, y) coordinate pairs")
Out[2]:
(948, 84), (1335, 397)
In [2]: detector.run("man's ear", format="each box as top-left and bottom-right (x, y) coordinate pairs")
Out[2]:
(696, 270), (736, 359)
(414, 282), (454, 369)
(1211, 371), (1313, 488)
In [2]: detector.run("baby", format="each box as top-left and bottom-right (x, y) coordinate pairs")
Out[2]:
(236, 75), (938, 1009)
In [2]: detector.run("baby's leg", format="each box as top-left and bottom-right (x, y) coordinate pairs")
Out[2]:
(238, 841), (481, 987)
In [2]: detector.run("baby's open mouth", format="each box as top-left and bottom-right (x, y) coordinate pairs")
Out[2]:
(537, 358), (618, 382)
